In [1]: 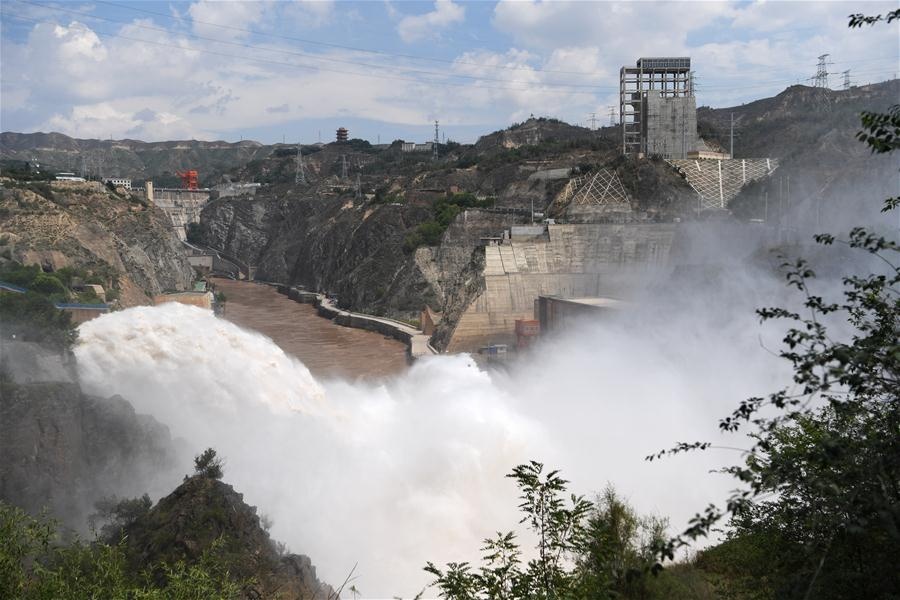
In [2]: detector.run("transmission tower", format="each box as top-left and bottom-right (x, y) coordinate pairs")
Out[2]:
(355, 172), (361, 201)
(842, 69), (851, 90)
(433, 120), (439, 160)
(587, 112), (598, 130)
(813, 54), (833, 88)
(341, 155), (348, 181)
(295, 143), (306, 185)
(608, 107), (616, 126)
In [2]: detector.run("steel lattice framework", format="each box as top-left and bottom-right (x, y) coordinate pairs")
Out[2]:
(667, 158), (779, 211)
(555, 169), (632, 212)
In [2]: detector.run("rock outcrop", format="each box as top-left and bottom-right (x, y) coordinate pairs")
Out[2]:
(0, 180), (193, 305)
(121, 475), (335, 599)
(0, 342), (178, 529)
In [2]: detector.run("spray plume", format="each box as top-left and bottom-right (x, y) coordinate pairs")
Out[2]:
(75, 283), (788, 596)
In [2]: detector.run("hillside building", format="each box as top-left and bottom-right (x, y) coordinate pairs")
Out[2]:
(620, 57), (696, 158)
(401, 141), (434, 153)
(103, 177), (132, 189)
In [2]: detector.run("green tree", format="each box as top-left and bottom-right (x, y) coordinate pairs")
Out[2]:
(0, 292), (76, 348)
(425, 463), (678, 600)
(649, 10), (900, 598)
(0, 501), (245, 599)
(194, 448), (224, 480)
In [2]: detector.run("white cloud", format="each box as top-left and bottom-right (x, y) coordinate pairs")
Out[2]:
(1, 1), (896, 142)
(187, 0), (273, 39)
(397, 0), (465, 43)
(283, 0), (335, 28)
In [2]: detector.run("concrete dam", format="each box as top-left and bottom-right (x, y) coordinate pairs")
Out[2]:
(446, 223), (677, 351)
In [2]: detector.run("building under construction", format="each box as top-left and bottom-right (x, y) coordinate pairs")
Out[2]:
(620, 57), (696, 158)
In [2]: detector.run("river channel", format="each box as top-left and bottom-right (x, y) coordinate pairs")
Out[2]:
(211, 278), (408, 379)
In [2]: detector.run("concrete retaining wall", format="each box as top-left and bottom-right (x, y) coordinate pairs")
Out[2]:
(275, 285), (436, 361)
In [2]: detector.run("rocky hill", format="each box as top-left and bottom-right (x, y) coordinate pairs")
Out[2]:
(120, 474), (335, 599)
(0, 132), (272, 188)
(0, 179), (193, 305)
(0, 341), (178, 531)
(696, 80), (899, 223)
(199, 118), (696, 321)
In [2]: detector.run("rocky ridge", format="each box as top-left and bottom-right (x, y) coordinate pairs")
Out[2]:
(0, 179), (193, 305)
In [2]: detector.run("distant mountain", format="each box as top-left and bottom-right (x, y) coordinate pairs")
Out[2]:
(696, 80), (899, 223)
(0, 132), (273, 188)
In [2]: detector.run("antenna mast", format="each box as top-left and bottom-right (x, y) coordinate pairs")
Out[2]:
(433, 120), (439, 160)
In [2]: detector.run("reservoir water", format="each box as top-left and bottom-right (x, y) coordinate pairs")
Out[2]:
(211, 278), (408, 379)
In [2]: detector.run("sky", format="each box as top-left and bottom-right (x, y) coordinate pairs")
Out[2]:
(1, 0), (898, 144)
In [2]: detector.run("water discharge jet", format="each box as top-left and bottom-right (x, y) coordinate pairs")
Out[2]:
(74, 293), (788, 596)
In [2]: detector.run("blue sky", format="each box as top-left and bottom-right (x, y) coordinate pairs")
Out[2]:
(1, 1), (897, 144)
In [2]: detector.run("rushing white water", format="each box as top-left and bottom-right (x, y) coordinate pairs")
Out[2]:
(75, 297), (786, 598)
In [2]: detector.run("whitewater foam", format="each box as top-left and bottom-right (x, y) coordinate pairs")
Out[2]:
(75, 299), (784, 597)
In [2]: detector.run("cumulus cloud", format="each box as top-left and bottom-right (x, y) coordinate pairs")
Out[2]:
(397, 0), (465, 43)
(1, 1), (896, 142)
(187, 0), (273, 39)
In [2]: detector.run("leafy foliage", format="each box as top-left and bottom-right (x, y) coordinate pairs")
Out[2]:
(194, 448), (224, 480)
(404, 193), (495, 252)
(0, 502), (246, 600)
(649, 12), (900, 598)
(425, 463), (682, 600)
(90, 495), (153, 542)
(0, 292), (76, 348)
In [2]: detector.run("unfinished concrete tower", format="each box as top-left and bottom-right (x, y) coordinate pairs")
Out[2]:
(620, 57), (696, 158)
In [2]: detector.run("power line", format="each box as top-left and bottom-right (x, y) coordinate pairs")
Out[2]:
(92, 0), (622, 77)
(0, 10), (615, 96)
(11, 0), (613, 90)
(3, 6), (897, 101)
(30, 0), (900, 82)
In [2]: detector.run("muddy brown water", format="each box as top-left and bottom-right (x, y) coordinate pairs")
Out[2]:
(211, 278), (408, 380)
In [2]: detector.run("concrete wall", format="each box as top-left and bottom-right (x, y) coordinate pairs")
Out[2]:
(643, 91), (697, 159)
(277, 285), (436, 361)
(446, 223), (676, 351)
(151, 189), (211, 241)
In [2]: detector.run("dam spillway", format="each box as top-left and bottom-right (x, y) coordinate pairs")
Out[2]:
(447, 223), (677, 351)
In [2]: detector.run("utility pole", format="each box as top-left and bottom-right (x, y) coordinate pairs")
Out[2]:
(295, 142), (306, 185)
(433, 120), (439, 160)
(730, 112), (734, 158)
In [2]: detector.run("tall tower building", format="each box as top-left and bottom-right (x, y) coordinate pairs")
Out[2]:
(619, 57), (696, 158)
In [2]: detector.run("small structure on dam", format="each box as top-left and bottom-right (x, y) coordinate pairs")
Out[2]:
(536, 295), (625, 334)
(145, 180), (211, 241)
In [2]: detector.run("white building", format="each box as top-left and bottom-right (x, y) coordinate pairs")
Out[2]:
(400, 141), (434, 153)
(104, 177), (132, 190)
(55, 172), (86, 182)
